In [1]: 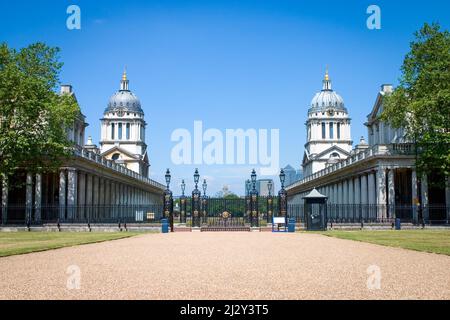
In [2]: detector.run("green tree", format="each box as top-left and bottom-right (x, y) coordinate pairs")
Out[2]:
(0, 43), (80, 184)
(224, 193), (240, 199)
(381, 23), (450, 185)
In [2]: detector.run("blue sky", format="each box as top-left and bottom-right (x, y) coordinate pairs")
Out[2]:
(2, 0), (449, 195)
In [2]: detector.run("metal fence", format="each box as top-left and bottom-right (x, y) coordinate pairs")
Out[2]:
(1, 203), (448, 226)
(0, 204), (164, 225)
(287, 204), (450, 225)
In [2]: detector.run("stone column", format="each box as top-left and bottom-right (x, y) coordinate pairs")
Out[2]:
(26, 172), (33, 223)
(368, 172), (376, 205)
(1, 175), (8, 224)
(376, 168), (387, 219)
(78, 172), (86, 220)
(387, 169), (395, 219)
(348, 178), (354, 204)
(421, 174), (429, 221)
(117, 183), (121, 205)
(343, 180), (348, 205)
(67, 168), (78, 220)
(86, 174), (93, 222)
(336, 182), (341, 204)
(333, 184), (338, 205)
(34, 173), (42, 222)
(360, 174), (368, 205)
(59, 170), (67, 220)
(354, 176), (361, 205)
(98, 178), (105, 220)
(93, 175), (99, 221)
(132, 187), (137, 205)
(411, 169), (419, 223)
(105, 179), (111, 220)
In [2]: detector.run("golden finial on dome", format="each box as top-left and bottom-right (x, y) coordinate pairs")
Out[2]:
(122, 67), (127, 81)
(324, 65), (329, 81)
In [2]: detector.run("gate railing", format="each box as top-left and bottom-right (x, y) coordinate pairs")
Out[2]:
(0, 204), (164, 225)
(287, 204), (450, 225)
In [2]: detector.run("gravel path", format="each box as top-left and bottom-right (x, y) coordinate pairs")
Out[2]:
(0, 232), (449, 300)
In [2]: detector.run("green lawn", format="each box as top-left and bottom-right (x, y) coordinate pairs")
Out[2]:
(318, 230), (450, 256)
(0, 232), (139, 257)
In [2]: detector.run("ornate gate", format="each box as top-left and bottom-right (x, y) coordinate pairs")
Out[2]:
(165, 168), (288, 232)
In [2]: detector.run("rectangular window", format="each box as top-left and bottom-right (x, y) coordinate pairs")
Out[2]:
(337, 123), (341, 139)
(111, 123), (115, 140)
(118, 123), (122, 140)
(126, 123), (130, 140)
(322, 123), (326, 139)
(329, 123), (334, 139)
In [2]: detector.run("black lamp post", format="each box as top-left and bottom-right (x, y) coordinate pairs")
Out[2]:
(163, 169), (174, 231)
(250, 169), (259, 228)
(192, 168), (201, 228)
(181, 179), (186, 196)
(278, 169), (288, 225)
(165, 169), (171, 190)
(280, 169), (286, 189)
(202, 179), (208, 224)
(180, 179), (187, 224)
(245, 179), (251, 222)
(267, 180), (274, 223)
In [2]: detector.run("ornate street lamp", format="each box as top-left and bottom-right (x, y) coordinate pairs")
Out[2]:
(278, 169), (288, 225)
(194, 168), (200, 189)
(165, 169), (171, 190)
(267, 180), (274, 223)
(181, 179), (186, 196)
(191, 168), (201, 228)
(180, 179), (187, 224)
(251, 169), (257, 191)
(250, 169), (259, 228)
(163, 169), (174, 231)
(202, 179), (207, 196)
(279, 169), (286, 189)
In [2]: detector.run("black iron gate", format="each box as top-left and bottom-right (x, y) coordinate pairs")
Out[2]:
(174, 196), (282, 229)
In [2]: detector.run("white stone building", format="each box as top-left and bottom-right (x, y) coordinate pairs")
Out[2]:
(0, 74), (164, 224)
(302, 70), (353, 177)
(99, 71), (150, 177)
(288, 79), (450, 224)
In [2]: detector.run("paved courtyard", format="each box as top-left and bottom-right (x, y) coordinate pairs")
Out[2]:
(0, 232), (449, 300)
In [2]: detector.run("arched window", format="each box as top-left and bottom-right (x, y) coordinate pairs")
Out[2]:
(111, 123), (115, 140)
(112, 153), (120, 161)
(118, 123), (123, 140)
(322, 122), (326, 139)
(329, 123), (334, 139)
(337, 123), (341, 139)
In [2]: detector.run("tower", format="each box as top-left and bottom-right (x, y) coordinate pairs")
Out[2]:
(302, 69), (352, 176)
(99, 70), (150, 177)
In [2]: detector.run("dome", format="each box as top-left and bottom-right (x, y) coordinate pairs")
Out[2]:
(309, 71), (347, 113)
(104, 71), (144, 114)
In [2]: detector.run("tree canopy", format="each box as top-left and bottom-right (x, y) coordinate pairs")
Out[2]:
(0, 43), (80, 181)
(381, 23), (450, 183)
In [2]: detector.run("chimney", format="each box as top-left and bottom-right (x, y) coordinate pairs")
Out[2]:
(60, 85), (73, 95)
(381, 84), (393, 94)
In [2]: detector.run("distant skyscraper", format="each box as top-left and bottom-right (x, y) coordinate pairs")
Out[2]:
(283, 165), (303, 187)
(256, 179), (274, 196)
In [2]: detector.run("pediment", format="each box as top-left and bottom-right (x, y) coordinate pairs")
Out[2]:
(101, 146), (140, 160)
